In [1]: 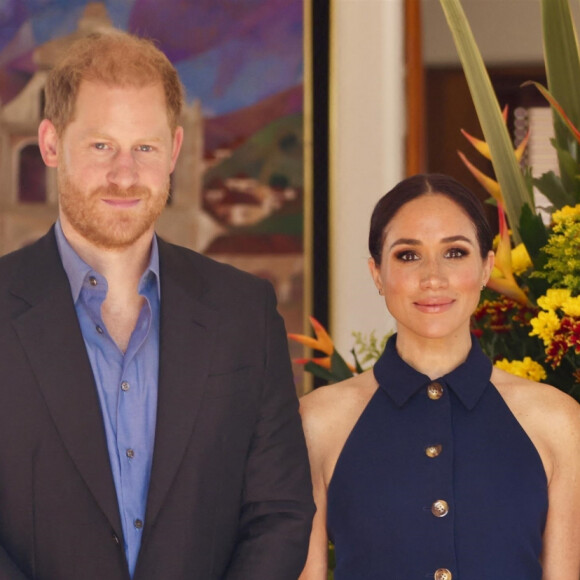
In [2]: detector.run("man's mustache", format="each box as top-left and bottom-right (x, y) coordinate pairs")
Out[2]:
(92, 184), (152, 199)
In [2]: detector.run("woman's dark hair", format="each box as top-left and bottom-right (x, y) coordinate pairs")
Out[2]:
(368, 173), (493, 264)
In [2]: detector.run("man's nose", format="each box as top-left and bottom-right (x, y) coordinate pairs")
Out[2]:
(107, 151), (138, 189)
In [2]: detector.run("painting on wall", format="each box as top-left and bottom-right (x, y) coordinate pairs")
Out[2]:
(0, 0), (309, 392)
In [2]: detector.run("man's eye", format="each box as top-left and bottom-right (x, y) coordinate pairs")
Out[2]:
(94, 143), (107, 150)
(137, 145), (153, 152)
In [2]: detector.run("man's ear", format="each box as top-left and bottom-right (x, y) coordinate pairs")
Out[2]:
(38, 119), (59, 168)
(169, 126), (184, 173)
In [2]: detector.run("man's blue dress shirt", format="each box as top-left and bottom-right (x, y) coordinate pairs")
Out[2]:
(55, 222), (160, 577)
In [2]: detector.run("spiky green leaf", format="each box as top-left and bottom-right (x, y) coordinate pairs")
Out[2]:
(542, 0), (580, 193)
(439, 0), (533, 244)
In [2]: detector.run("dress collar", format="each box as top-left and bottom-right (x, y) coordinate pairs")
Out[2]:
(373, 334), (492, 410)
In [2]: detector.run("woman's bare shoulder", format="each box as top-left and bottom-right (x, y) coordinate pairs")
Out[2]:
(491, 367), (580, 479)
(300, 370), (378, 424)
(299, 370), (379, 475)
(492, 367), (580, 418)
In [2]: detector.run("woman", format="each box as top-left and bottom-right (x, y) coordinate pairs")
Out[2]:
(299, 174), (580, 580)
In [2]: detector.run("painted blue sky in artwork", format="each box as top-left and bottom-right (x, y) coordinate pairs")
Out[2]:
(0, 0), (302, 116)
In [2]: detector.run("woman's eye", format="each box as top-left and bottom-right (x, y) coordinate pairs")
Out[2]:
(446, 247), (468, 258)
(396, 250), (418, 262)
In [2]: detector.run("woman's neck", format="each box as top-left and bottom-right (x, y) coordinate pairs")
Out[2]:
(394, 329), (473, 380)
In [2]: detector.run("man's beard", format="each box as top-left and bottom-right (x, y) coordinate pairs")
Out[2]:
(58, 173), (169, 250)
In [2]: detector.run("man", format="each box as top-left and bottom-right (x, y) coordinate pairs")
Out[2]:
(0, 31), (314, 580)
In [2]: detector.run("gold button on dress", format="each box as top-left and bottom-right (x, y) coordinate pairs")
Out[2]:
(427, 382), (444, 400)
(425, 444), (442, 458)
(431, 499), (449, 517)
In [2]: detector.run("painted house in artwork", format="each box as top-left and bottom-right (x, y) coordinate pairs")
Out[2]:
(0, 3), (205, 256)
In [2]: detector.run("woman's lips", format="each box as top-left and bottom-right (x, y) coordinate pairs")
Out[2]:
(414, 299), (455, 313)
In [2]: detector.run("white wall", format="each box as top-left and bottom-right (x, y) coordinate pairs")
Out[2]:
(329, 0), (404, 359)
(422, 0), (580, 66)
(328, 0), (580, 359)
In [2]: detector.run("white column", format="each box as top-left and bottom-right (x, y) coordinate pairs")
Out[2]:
(329, 0), (405, 360)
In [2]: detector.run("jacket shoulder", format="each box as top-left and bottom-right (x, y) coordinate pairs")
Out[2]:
(157, 238), (274, 298)
(0, 229), (59, 291)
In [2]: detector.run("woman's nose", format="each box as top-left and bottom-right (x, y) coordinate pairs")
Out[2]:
(419, 259), (448, 289)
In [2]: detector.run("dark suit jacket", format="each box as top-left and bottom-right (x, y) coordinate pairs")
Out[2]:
(0, 228), (315, 580)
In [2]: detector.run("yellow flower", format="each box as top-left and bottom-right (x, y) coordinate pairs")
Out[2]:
(510, 243), (532, 275)
(494, 357), (547, 382)
(537, 288), (572, 312)
(486, 205), (529, 305)
(562, 295), (580, 317)
(552, 204), (580, 224)
(529, 310), (561, 346)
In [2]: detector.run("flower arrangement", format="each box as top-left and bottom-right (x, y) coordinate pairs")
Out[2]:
(289, 316), (389, 384)
(292, 1), (580, 405)
(441, 0), (580, 402)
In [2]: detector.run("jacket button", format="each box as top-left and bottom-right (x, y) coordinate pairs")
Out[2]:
(431, 500), (449, 517)
(427, 382), (444, 400)
(425, 444), (442, 458)
(434, 568), (452, 580)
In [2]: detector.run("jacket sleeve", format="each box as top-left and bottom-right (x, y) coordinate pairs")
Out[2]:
(0, 544), (30, 580)
(222, 283), (316, 579)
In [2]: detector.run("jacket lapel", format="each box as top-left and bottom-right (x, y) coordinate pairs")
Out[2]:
(143, 240), (220, 530)
(9, 230), (124, 539)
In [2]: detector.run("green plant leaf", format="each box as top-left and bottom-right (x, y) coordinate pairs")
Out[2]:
(533, 171), (576, 208)
(541, 0), (580, 173)
(439, 0), (533, 244)
(303, 362), (338, 383)
(519, 203), (549, 264)
(329, 351), (354, 382)
(350, 348), (365, 374)
(523, 80), (580, 151)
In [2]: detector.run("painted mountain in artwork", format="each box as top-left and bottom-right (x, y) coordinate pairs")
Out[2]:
(204, 84), (302, 156)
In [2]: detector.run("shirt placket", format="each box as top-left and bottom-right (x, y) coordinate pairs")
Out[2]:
(116, 298), (153, 563)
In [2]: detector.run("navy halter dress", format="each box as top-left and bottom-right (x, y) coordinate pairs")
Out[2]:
(327, 334), (548, 579)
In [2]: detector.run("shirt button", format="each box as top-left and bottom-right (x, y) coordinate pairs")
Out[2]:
(134, 519), (143, 530)
(126, 448), (135, 459)
(431, 500), (449, 518)
(427, 382), (444, 400)
(425, 444), (443, 458)
(89, 276), (97, 286)
(121, 381), (130, 392)
(434, 568), (453, 580)
(96, 325), (104, 334)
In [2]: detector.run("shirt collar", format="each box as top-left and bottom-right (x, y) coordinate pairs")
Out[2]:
(54, 220), (161, 303)
(373, 333), (492, 410)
